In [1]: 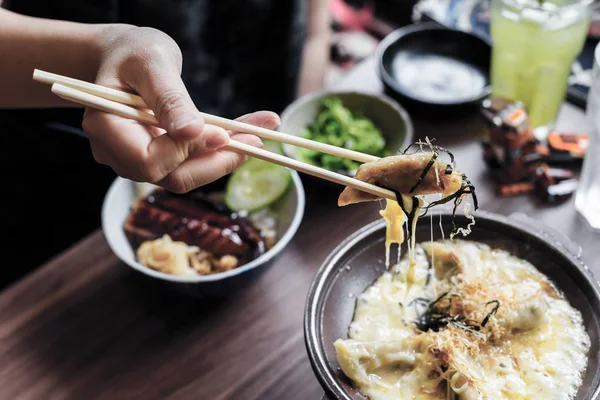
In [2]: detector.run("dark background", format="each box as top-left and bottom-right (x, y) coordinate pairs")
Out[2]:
(0, 0), (419, 290)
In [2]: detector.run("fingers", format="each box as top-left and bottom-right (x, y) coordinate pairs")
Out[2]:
(131, 59), (229, 147)
(122, 67), (228, 148)
(136, 73), (215, 144)
(157, 111), (278, 193)
(180, 110), (280, 159)
(83, 108), (152, 173)
(229, 133), (263, 148)
(87, 27), (283, 193)
(84, 104), (279, 191)
(83, 107), (229, 184)
(88, 143), (114, 167)
(146, 124), (229, 176)
(234, 111), (280, 130)
(96, 28), (228, 148)
(218, 110), (279, 150)
(157, 134), (264, 193)
(89, 26), (279, 191)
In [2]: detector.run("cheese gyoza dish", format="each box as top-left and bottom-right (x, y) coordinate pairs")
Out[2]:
(334, 240), (590, 400)
(334, 142), (590, 400)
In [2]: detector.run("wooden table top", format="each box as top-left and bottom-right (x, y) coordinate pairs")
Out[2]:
(1, 58), (598, 400)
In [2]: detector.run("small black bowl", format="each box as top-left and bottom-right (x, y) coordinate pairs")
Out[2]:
(377, 22), (492, 118)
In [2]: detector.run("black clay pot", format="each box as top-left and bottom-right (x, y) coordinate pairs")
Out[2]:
(305, 211), (600, 400)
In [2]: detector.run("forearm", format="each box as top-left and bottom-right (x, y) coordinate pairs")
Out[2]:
(298, 35), (330, 96)
(297, 0), (330, 96)
(0, 9), (119, 108)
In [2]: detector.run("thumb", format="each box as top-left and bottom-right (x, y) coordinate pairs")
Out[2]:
(136, 70), (228, 148)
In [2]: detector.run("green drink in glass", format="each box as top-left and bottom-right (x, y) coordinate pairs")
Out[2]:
(490, 0), (592, 139)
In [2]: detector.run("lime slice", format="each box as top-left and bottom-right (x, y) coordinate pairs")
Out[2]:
(261, 139), (283, 154)
(240, 139), (284, 171)
(225, 166), (291, 212)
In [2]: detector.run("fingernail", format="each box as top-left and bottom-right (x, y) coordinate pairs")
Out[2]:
(261, 118), (280, 130)
(206, 134), (228, 150)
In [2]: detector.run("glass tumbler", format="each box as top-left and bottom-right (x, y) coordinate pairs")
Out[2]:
(490, 0), (592, 140)
(575, 41), (600, 230)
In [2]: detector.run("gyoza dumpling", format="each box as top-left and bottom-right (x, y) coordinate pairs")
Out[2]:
(338, 153), (464, 206)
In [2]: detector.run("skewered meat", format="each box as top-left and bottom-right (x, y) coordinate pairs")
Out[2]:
(124, 189), (265, 265)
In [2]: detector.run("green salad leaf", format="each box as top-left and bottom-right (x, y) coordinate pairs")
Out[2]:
(299, 97), (386, 171)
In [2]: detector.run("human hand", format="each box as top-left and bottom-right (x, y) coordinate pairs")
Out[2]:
(82, 26), (278, 193)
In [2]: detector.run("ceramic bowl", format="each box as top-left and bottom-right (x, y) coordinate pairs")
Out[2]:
(377, 22), (492, 117)
(279, 90), (414, 182)
(101, 173), (305, 298)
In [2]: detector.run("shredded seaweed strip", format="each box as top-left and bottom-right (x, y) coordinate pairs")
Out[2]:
(481, 300), (500, 327)
(421, 174), (478, 215)
(415, 302), (458, 332)
(415, 292), (451, 332)
(409, 151), (438, 194)
(409, 297), (431, 315)
(414, 292), (483, 336)
(401, 140), (456, 170)
(420, 173), (478, 237)
(396, 141), (478, 238)
(431, 292), (450, 306)
(409, 298), (431, 306)
(377, 140), (480, 246)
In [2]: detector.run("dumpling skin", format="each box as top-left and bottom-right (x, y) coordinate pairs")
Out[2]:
(338, 153), (464, 206)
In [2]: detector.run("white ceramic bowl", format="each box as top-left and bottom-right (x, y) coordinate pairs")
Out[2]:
(101, 173), (305, 297)
(279, 90), (414, 180)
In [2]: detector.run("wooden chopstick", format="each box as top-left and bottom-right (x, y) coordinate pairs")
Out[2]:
(49, 83), (397, 201)
(33, 69), (148, 108)
(33, 69), (379, 164)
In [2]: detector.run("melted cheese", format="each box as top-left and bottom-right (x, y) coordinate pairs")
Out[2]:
(379, 195), (424, 269)
(380, 200), (407, 267)
(335, 240), (590, 400)
(401, 195), (424, 284)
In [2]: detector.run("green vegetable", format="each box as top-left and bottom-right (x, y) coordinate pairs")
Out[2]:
(301, 97), (386, 171)
(225, 140), (292, 212)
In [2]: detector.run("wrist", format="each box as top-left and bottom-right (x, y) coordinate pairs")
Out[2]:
(0, 9), (136, 107)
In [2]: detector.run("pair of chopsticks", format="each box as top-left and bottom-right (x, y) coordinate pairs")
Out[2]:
(32, 69), (396, 201)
